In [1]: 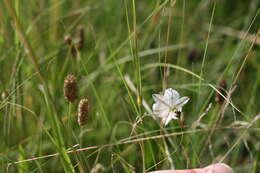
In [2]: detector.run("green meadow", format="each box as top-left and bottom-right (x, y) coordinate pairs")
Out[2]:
(0, 0), (259, 172)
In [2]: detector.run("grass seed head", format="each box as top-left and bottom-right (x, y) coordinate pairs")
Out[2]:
(64, 74), (78, 103)
(65, 35), (73, 45)
(215, 79), (227, 104)
(78, 98), (89, 126)
(188, 48), (201, 63)
(64, 35), (77, 57)
(77, 25), (84, 50)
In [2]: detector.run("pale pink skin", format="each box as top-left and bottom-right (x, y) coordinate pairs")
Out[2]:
(150, 163), (234, 173)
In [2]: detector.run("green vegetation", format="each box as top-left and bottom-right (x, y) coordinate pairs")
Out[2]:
(0, 0), (259, 172)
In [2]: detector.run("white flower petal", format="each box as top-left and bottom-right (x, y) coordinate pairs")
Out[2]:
(153, 101), (168, 113)
(161, 117), (168, 126)
(169, 111), (179, 120)
(154, 109), (171, 119)
(164, 115), (172, 126)
(163, 112), (178, 126)
(152, 88), (189, 126)
(163, 88), (180, 106)
(164, 88), (180, 100)
(153, 94), (172, 109)
(152, 94), (164, 102)
(174, 96), (189, 111)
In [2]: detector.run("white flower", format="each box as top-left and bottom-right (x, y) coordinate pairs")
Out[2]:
(152, 88), (189, 126)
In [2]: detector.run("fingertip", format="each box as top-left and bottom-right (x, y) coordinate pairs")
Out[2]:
(206, 163), (234, 173)
(149, 163), (234, 173)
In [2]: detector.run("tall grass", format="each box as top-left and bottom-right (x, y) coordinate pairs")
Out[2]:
(0, 0), (259, 172)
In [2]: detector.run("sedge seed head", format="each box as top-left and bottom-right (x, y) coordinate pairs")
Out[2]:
(65, 35), (72, 45)
(64, 35), (77, 57)
(215, 79), (227, 104)
(77, 25), (84, 50)
(188, 48), (201, 63)
(64, 74), (78, 103)
(78, 98), (89, 126)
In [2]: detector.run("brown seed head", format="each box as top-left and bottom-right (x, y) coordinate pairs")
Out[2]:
(77, 25), (84, 50)
(64, 75), (78, 102)
(215, 79), (227, 104)
(65, 35), (72, 45)
(188, 48), (201, 63)
(64, 35), (77, 57)
(78, 98), (89, 126)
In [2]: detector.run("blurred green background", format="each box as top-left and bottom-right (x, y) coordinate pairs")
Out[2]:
(0, 0), (259, 172)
